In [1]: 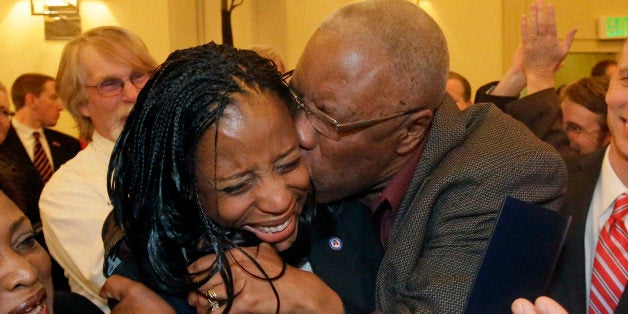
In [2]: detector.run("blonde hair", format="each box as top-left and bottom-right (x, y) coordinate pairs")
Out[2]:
(56, 26), (157, 141)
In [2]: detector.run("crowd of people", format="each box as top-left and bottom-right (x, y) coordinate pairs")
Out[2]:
(0, 0), (626, 313)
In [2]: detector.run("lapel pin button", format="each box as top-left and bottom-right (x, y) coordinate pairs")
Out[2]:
(328, 237), (343, 250)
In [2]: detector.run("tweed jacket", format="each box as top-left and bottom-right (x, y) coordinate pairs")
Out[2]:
(0, 124), (81, 222)
(546, 149), (628, 313)
(475, 85), (570, 155)
(376, 98), (568, 313)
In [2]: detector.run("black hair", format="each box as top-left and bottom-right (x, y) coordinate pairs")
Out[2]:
(107, 42), (306, 311)
(0, 160), (27, 211)
(448, 71), (472, 102)
(590, 59), (617, 77)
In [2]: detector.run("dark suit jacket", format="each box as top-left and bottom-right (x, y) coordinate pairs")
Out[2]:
(308, 200), (384, 313)
(547, 149), (628, 313)
(0, 124), (81, 223)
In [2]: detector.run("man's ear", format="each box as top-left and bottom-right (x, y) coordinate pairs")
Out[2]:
(396, 109), (433, 155)
(25, 93), (37, 108)
(78, 104), (91, 118)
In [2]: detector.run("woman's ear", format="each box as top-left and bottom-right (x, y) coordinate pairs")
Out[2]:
(396, 109), (433, 155)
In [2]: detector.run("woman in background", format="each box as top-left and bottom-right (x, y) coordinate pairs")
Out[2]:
(0, 161), (102, 314)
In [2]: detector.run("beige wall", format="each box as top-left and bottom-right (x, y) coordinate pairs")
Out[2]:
(0, 0), (625, 137)
(0, 0), (196, 138)
(202, 0), (503, 101)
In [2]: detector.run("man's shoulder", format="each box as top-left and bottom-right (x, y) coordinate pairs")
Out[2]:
(461, 103), (558, 156)
(44, 129), (81, 146)
(424, 100), (562, 177)
(40, 146), (109, 212)
(46, 146), (105, 184)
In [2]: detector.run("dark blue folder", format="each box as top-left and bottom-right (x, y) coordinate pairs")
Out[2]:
(464, 197), (571, 314)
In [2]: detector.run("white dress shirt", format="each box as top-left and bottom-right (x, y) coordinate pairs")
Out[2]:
(584, 146), (628, 308)
(11, 118), (55, 169)
(39, 131), (114, 313)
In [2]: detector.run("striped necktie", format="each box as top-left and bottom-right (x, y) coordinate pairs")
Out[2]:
(589, 193), (628, 313)
(33, 131), (53, 183)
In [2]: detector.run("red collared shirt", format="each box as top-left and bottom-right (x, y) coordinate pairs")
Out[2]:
(370, 137), (427, 248)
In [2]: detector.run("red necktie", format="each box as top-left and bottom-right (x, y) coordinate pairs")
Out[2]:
(33, 131), (53, 183)
(589, 193), (628, 313)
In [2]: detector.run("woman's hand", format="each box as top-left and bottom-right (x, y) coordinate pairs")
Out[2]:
(187, 243), (343, 313)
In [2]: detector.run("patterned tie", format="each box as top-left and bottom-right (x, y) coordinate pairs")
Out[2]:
(33, 131), (53, 183)
(589, 193), (628, 314)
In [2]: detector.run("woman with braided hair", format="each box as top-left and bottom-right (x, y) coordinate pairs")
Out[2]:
(102, 42), (337, 313)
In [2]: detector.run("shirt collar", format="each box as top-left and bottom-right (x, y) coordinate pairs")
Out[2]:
(370, 135), (428, 213)
(91, 130), (116, 156)
(598, 146), (628, 215)
(12, 118), (43, 137)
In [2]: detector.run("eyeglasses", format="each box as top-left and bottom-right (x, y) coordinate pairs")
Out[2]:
(563, 123), (602, 136)
(282, 70), (422, 141)
(84, 72), (150, 97)
(0, 109), (14, 118)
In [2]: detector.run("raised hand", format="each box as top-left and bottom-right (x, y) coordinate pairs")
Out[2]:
(521, 0), (577, 94)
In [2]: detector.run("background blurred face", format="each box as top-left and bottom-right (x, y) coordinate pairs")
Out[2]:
(605, 64), (618, 78)
(79, 46), (140, 141)
(31, 81), (63, 128)
(195, 90), (309, 252)
(291, 35), (406, 204)
(561, 97), (608, 154)
(0, 191), (53, 314)
(607, 42), (628, 162)
(0, 91), (10, 144)
(446, 78), (471, 110)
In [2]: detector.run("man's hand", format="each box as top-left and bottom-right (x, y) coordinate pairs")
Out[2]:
(521, 0), (577, 94)
(511, 297), (568, 314)
(187, 243), (343, 313)
(100, 275), (176, 314)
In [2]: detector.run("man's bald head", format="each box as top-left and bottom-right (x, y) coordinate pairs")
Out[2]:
(307, 0), (449, 110)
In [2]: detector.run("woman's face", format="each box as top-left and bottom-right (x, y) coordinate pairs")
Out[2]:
(196, 89), (310, 252)
(0, 190), (54, 314)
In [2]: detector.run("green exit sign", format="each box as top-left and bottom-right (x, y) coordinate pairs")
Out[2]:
(599, 17), (628, 40)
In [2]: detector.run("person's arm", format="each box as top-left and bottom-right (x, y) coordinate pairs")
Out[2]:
(503, 89), (572, 155)
(187, 243), (344, 313)
(474, 80), (520, 111)
(100, 275), (176, 314)
(477, 0), (576, 103)
(39, 168), (110, 311)
(490, 43), (527, 99)
(477, 0), (574, 154)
